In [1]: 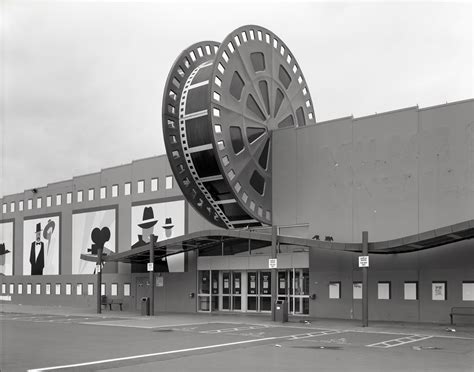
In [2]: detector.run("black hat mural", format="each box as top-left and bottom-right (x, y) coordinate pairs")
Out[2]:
(138, 207), (158, 229)
(35, 223), (42, 233)
(0, 243), (10, 255)
(162, 217), (174, 229)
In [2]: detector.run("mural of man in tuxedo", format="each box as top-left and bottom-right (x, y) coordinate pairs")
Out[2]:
(30, 223), (45, 275)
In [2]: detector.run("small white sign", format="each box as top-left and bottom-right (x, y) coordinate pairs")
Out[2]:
(147, 263), (154, 272)
(156, 275), (164, 287)
(358, 256), (369, 268)
(96, 265), (101, 273)
(268, 258), (278, 269)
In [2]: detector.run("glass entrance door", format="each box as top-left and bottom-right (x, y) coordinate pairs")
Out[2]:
(277, 269), (310, 315)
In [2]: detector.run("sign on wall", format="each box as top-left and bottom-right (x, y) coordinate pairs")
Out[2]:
(72, 209), (116, 274)
(0, 222), (14, 276)
(23, 216), (60, 275)
(131, 200), (185, 272)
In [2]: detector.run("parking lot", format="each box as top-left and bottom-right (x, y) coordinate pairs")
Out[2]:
(1, 311), (473, 371)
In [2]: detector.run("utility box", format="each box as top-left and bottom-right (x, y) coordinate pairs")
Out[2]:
(141, 297), (150, 316)
(275, 300), (288, 323)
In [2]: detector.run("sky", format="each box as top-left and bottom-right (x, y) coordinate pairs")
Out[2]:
(0, 0), (472, 198)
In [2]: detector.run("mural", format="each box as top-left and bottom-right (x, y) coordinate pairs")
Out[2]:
(72, 209), (116, 274)
(0, 222), (14, 276)
(23, 216), (60, 275)
(131, 200), (185, 272)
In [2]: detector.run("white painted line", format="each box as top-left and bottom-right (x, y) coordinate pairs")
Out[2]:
(201, 325), (271, 334)
(28, 331), (315, 371)
(367, 335), (433, 348)
(78, 321), (212, 330)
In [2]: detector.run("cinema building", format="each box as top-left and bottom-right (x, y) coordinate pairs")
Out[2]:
(1, 25), (473, 324)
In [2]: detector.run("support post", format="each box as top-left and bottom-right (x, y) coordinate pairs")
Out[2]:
(362, 231), (369, 327)
(271, 225), (277, 321)
(96, 247), (103, 314)
(149, 234), (155, 316)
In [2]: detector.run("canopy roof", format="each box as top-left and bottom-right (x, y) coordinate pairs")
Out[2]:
(94, 219), (474, 264)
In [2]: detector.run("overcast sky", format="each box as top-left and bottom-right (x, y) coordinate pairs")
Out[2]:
(1, 1), (472, 198)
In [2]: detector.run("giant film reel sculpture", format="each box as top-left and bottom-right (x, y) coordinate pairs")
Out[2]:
(163, 25), (314, 229)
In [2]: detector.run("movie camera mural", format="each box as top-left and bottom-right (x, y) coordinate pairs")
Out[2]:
(72, 209), (116, 275)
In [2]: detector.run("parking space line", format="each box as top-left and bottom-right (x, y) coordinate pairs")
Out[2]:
(367, 335), (433, 348)
(28, 330), (326, 371)
(201, 325), (271, 334)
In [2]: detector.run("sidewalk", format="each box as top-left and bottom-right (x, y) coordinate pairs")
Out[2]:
(1, 302), (473, 339)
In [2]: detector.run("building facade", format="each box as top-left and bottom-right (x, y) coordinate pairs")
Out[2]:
(1, 99), (473, 323)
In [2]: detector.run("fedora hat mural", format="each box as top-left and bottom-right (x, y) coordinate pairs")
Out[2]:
(162, 217), (174, 229)
(138, 207), (158, 229)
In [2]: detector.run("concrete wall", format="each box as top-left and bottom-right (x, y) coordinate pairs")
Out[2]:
(273, 99), (474, 242)
(309, 239), (474, 323)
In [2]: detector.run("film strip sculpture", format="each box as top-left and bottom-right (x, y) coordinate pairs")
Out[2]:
(163, 25), (315, 229)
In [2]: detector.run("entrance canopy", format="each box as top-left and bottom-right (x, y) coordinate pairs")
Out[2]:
(102, 219), (474, 264)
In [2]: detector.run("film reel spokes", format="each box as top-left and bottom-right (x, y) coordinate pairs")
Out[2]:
(163, 26), (314, 229)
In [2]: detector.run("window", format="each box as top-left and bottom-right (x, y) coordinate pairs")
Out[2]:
(35, 283), (41, 295)
(76, 283), (83, 296)
(100, 186), (107, 199)
(55, 284), (61, 295)
(137, 180), (145, 194)
(65, 283), (72, 295)
(9, 283), (14, 294)
(123, 283), (131, 297)
(329, 282), (341, 299)
(17, 283), (23, 294)
(353, 282), (362, 299)
(88, 188), (94, 201)
(45, 283), (51, 295)
(377, 282), (391, 300)
(87, 283), (94, 296)
(46, 196), (52, 207)
(165, 176), (173, 189)
(36, 197), (42, 209)
(432, 281), (447, 301)
(112, 184), (118, 197)
(124, 182), (131, 196)
(151, 178), (158, 192)
(66, 192), (72, 204)
(10, 202), (15, 213)
(27, 283), (32, 294)
(101, 283), (106, 295)
(404, 282), (418, 300)
(56, 194), (62, 206)
(28, 199), (33, 210)
(77, 190), (83, 203)
(462, 282), (474, 301)
(111, 283), (118, 296)
(19, 200), (24, 211)
(2, 203), (6, 214)
(1, 283), (6, 294)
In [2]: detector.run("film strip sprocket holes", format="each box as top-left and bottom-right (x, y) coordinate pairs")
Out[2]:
(163, 26), (315, 228)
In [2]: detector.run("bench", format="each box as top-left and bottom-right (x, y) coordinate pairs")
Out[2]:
(450, 307), (474, 325)
(101, 295), (123, 311)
